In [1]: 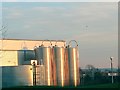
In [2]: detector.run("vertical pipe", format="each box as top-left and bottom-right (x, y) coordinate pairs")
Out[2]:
(23, 50), (26, 61)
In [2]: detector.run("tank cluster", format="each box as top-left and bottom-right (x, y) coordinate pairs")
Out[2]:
(34, 40), (80, 87)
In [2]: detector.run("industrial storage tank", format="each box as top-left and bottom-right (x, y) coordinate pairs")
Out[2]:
(64, 46), (69, 86)
(2, 65), (33, 88)
(34, 41), (53, 86)
(53, 42), (66, 87)
(51, 46), (57, 86)
(67, 40), (80, 86)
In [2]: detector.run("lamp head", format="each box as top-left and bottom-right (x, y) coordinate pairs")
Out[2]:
(110, 57), (113, 60)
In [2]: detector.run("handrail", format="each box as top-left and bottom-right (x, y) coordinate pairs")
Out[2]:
(68, 40), (78, 47)
(55, 41), (66, 47)
(41, 40), (52, 47)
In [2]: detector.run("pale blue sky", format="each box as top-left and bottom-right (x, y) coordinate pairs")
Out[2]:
(1, 2), (118, 68)
(2, 0), (119, 2)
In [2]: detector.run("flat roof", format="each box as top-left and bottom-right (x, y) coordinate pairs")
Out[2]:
(0, 38), (66, 50)
(0, 38), (65, 42)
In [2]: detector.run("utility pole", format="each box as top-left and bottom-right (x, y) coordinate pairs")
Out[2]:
(110, 57), (114, 84)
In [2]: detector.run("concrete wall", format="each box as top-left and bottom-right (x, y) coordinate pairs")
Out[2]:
(0, 51), (18, 66)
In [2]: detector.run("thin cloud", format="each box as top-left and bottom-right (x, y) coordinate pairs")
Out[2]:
(32, 7), (53, 12)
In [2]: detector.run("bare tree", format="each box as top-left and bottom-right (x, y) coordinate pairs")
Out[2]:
(0, 25), (8, 39)
(85, 64), (96, 80)
(0, 25), (7, 59)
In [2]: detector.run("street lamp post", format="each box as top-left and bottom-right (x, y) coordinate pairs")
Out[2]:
(110, 57), (114, 84)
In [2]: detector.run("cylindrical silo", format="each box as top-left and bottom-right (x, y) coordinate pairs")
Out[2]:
(64, 46), (69, 86)
(42, 46), (53, 86)
(53, 45), (65, 87)
(67, 40), (80, 86)
(34, 41), (53, 86)
(51, 47), (57, 86)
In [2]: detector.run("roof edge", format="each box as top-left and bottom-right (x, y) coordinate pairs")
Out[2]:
(0, 38), (66, 42)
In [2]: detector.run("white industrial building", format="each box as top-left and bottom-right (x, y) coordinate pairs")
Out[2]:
(0, 39), (80, 88)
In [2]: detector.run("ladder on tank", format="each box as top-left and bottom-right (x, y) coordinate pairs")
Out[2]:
(35, 65), (45, 86)
(36, 65), (41, 85)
